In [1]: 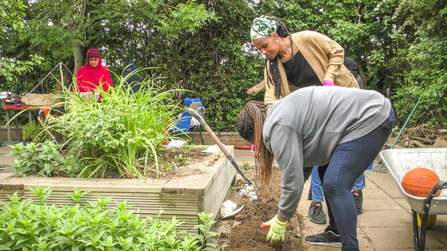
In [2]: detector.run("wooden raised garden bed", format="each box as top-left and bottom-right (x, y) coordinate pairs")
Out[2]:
(0, 146), (236, 236)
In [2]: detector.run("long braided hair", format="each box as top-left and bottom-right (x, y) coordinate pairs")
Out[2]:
(237, 101), (274, 182)
(267, 17), (294, 99)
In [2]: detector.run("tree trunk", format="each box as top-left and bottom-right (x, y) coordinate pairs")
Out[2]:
(63, 59), (73, 89)
(356, 59), (368, 88)
(73, 45), (83, 76)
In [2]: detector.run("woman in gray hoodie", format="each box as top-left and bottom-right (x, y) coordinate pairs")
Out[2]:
(237, 86), (394, 251)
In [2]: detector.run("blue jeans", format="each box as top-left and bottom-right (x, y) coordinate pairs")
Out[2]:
(353, 173), (365, 190)
(319, 109), (394, 251)
(308, 166), (324, 202)
(308, 167), (365, 202)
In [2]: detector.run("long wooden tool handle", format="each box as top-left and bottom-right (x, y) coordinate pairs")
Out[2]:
(202, 127), (260, 199)
(186, 107), (233, 157)
(185, 108), (257, 187)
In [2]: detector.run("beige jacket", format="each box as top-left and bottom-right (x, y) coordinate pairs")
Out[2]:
(256, 30), (359, 103)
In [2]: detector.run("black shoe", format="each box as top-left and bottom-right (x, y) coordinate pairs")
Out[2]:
(352, 190), (363, 215)
(305, 227), (342, 247)
(308, 202), (327, 224)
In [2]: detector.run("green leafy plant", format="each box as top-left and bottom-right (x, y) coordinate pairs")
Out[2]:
(7, 0), (447, 132)
(168, 153), (193, 171)
(66, 187), (91, 204)
(175, 154), (183, 162)
(22, 122), (42, 141)
(195, 212), (219, 250)
(184, 157), (192, 166)
(241, 161), (250, 171)
(163, 162), (176, 172)
(7, 140), (77, 177)
(0, 186), (222, 251)
(29, 185), (53, 205)
(49, 76), (183, 179)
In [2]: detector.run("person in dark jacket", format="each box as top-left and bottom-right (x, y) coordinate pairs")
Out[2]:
(123, 62), (143, 93)
(344, 57), (363, 88)
(307, 57), (367, 225)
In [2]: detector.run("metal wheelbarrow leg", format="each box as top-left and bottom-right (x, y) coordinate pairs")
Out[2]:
(412, 180), (447, 251)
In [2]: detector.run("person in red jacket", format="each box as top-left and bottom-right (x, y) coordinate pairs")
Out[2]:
(74, 48), (113, 101)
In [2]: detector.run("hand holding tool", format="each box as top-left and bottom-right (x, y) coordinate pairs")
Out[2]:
(261, 215), (289, 250)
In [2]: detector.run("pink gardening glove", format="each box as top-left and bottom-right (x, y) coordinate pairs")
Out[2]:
(323, 80), (335, 86)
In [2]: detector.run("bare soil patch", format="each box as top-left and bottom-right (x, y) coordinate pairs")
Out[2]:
(93, 145), (213, 180)
(215, 166), (307, 251)
(144, 145), (212, 180)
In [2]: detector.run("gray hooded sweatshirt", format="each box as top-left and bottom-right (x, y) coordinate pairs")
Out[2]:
(262, 86), (392, 219)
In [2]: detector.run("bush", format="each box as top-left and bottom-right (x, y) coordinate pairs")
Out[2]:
(0, 186), (219, 251)
(48, 75), (183, 179)
(7, 141), (78, 177)
(22, 122), (42, 141)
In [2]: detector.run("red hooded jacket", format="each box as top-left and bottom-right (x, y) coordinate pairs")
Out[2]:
(75, 49), (114, 94)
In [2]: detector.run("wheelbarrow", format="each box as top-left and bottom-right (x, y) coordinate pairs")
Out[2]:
(380, 148), (447, 251)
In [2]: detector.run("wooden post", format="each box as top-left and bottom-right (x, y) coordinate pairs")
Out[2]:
(57, 63), (63, 92)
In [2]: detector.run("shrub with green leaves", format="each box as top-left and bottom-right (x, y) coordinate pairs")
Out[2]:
(22, 122), (43, 141)
(49, 75), (183, 179)
(0, 186), (220, 251)
(7, 141), (78, 178)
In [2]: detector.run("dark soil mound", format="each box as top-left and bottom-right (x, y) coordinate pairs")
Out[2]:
(215, 166), (305, 251)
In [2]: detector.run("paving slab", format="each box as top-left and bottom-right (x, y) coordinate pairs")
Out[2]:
(306, 246), (345, 251)
(0, 169), (14, 183)
(362, 184), (391, 199)
(301, 166), (447, 250)
(393, 198), (413, 214)
(357, 209), (412, 228)
(357, 230), (374, 250)
(363, 226), (445, 250)
(363, 197), (407, 211)
(428, 225), (447, 245)
(233, 148), (255, 165)
(365, 170), (403, 198)
(432, 215), (447, 227)
(0, 146), (16, 168)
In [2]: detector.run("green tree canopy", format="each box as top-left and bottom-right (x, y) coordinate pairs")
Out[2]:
(1, 0), (43, 82)
(1, 0), (446, 129)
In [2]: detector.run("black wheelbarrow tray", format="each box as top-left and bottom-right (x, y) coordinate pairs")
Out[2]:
(380, 148), (447, 251)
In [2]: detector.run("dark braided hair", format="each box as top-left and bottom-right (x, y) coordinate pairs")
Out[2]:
(237, 101), (274, 182)
(266, 17), (294, 99)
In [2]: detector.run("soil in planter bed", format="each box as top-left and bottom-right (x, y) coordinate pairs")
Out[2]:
(215, 166), (306, 251)
(92, 145), (212, 179)
(145, 145), (212, 180)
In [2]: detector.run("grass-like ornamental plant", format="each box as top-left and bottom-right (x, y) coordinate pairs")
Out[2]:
(47, 72), (184, 179)
(0, 186), (221, 251)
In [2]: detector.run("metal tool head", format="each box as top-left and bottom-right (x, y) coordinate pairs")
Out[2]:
(274, 230), (290, 251)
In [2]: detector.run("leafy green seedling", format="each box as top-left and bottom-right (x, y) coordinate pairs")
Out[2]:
(67, 187), (91, 204)
(30, 185), (53, 205)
